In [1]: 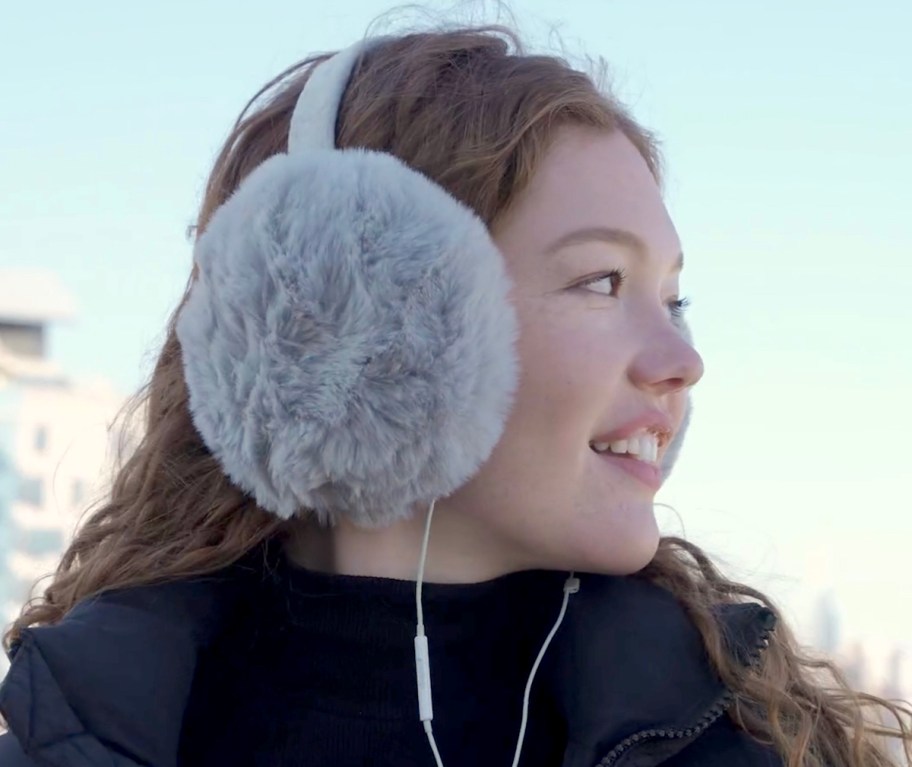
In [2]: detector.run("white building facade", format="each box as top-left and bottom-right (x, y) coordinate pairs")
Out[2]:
(0, 270), (125, 631)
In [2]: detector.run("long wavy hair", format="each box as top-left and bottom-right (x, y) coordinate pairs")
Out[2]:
(6, 26), (910, 767)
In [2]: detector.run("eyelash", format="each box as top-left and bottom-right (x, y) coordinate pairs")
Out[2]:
(578, 269), (692, 319)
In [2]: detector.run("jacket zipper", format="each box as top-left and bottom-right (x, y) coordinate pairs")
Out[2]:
(593, 613), (775, 767)
(593, 689), (734, 767)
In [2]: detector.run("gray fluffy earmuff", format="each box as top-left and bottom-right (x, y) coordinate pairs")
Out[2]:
(176, 38), (519, 526)
(176, 36), (691, 527)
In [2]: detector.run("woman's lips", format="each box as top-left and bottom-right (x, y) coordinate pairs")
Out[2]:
(591, 448), (662, 491)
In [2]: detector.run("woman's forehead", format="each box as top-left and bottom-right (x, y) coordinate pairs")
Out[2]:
(497, 127), (682, 266)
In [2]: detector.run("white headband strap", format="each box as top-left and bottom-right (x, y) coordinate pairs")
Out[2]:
(287, 36), (390, 154)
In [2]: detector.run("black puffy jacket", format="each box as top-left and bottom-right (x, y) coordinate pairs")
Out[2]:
(0, 554), (782, 767)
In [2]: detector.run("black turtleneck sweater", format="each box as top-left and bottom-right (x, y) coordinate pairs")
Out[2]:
(180, 554), (573, 766)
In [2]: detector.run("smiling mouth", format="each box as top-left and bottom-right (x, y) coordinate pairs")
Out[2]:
(589, 436), (660, 466)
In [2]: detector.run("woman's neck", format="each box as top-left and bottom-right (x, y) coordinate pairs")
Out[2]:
(282, 505), (531, 583)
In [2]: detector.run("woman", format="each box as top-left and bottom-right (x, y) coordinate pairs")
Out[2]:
(1, 25), (909, 767)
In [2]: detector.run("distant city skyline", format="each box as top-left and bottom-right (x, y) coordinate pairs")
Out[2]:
(812, 589), (910, 701)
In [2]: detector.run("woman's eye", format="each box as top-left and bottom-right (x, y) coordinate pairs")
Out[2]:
(578, 268), (627, 295)
(668, 296), (691, 320)
(577, 269), (692, 322)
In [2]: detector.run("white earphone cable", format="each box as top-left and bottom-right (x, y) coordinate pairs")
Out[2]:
(414, 499), (579, 767)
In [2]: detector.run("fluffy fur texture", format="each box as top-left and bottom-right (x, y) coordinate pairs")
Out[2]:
(176, 148), (519, 525)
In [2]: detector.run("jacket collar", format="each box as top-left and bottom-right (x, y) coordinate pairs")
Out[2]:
(547, 573), (775, 767)
(0, 555), (774, 767)
(0, 556), (264, 767)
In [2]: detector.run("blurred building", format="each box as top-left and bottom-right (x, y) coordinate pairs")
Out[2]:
(0, 270), (125, 631)
(814, 589), (841, 656)
(812, 589), (911, 739)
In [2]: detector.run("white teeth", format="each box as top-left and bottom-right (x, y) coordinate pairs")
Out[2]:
(591, 433), (660, 464)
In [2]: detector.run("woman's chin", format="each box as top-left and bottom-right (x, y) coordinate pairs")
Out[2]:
(566, 507), (661, 575)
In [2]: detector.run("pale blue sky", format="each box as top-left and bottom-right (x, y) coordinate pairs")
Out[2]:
(2, 1), (910, 668)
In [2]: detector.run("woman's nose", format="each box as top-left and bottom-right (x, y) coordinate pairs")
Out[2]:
(628, 318), (704, 395)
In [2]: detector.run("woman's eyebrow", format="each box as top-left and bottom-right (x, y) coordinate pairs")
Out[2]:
(544, 225), (684, 271)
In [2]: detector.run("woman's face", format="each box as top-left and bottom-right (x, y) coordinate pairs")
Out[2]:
(430, 125), (704, 577)
(288, 124), (704, 581)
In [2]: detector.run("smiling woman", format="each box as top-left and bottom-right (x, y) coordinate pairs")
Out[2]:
(1, 22), (910, 767)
